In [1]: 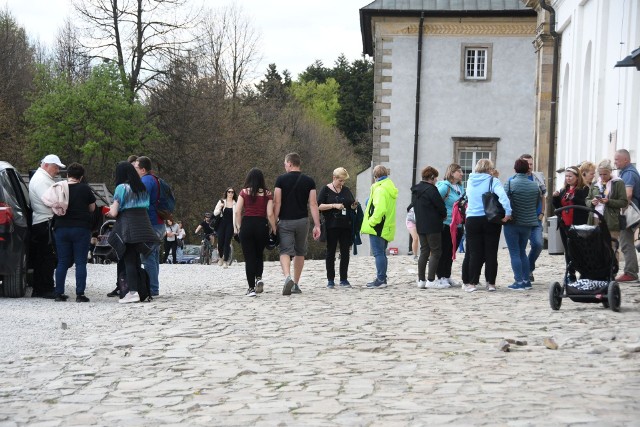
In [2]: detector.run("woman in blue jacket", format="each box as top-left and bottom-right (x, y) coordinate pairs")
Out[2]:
(463, 159), (512, 293)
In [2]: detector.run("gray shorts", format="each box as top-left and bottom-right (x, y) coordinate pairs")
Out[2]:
(278, 218), (309, 257)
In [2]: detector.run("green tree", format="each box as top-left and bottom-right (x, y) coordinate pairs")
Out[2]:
(290, 78), (340, 127)
(25, 63), (161, 182)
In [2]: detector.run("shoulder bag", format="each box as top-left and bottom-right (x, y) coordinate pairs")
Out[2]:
(482, 177), (505, 224)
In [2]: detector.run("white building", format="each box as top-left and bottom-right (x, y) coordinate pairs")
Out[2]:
(358, 0), (538, 254)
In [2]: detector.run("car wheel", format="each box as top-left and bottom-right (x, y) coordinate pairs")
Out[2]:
(3, 249), (27, 297)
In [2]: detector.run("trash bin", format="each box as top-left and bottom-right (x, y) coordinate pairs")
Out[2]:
(547, 216), (564, 255)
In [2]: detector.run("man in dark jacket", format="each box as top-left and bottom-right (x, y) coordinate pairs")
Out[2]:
(411, 166), (447, 289)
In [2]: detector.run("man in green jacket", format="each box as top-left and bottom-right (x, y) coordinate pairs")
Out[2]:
(362, 165), (398, 288)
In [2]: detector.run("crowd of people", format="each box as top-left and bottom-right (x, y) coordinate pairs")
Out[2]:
(27, 148), (640, 302)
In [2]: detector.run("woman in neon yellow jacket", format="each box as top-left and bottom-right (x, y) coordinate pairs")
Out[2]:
(362, 165), (398, 288)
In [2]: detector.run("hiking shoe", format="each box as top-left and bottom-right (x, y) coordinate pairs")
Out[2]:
(417, 279), (427, 289)
(291, 284), (302, 294)
(615, 273), (638, 282)
(508, 282), (526, 291)
(366, 278), (387, 289)
(255, 278), (264, 294)
(119, 291), (140, 304)
(107, 287), (119, 297)
(246, 288), (256, 297)
(54, 294), (69, 302)
(529, 272), (535, 282)
(339, 280), (352, 288)
(522, 281), (533, 290)
(282, 276), (294, 296)
(76, 295), (90, 302)
(486, 284), (496, 292)
(327, 280), (335, 289)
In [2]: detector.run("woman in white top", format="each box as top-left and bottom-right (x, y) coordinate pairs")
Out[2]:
(163, 219), (180, 264)
(214, 187), (237, 267)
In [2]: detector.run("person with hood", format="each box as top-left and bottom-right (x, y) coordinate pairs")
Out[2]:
(362, 165), (398, 289)
(463, 159), (512, 293)
(412, 166), (447, 289)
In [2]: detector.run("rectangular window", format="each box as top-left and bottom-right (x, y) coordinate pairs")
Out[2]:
(466, 48), (487, 79)
(453, 137), (499, 187)
(461, 44), (492, 82)
(459, 151), (491, 187)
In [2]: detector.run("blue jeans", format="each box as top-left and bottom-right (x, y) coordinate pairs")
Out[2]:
(141, 223), (165, 295)
(504, 224), (532, 283)
(369, 235), (388, 282)
(54, 227), (91, 295)
(528, 220), (543, 272)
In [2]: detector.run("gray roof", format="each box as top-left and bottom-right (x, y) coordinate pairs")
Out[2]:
(360, 0), (534, 54)
(361, 0), (530, 11)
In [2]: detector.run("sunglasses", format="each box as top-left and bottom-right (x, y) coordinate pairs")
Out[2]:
(227, 190), (235, 193)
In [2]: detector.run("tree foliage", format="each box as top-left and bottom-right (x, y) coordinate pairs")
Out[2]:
(25, 63), (160, 183)
(290, 78), (340, 127)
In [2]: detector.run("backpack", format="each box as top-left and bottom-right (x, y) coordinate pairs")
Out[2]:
(151, 175), (176, 220)
(453, 192), (468, 223)
(118, 268), (152, 302)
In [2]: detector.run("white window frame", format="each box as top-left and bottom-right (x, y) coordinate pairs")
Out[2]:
(461, 44), (493, 82)
(453, 137), (499, 186)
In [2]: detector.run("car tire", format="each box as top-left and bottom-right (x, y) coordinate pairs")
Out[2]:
(3, 249), (27, 298)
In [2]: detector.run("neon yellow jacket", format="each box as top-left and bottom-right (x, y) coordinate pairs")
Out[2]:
(361, 177), (398, 242)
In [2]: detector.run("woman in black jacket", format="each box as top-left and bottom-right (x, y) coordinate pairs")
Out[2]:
(411, 166), (447, 289)
(552, 165), (590, 282)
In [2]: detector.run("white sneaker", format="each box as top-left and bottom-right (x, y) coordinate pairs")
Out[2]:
(463, 285), (477, 293)
(417, 279), (426, 289)
(119, 291), (140, 304)
(425, 280), (438, 289)
(445, 277), (459, 287)
(218, 258), (224, 266)
(223, 261), (229, 269)
(255, 278), (264, 294)
(434, 278), (451, 289)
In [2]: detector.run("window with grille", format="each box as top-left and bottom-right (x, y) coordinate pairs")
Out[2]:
(452, 137), (499, 187)
(461, 44), (492, 82)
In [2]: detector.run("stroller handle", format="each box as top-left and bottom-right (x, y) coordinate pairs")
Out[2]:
(553, 205), (605, 222)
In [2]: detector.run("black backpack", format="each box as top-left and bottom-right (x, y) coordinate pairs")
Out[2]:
(118, 268), (152, 302)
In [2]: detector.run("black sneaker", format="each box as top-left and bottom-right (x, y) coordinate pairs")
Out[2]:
(107, 287), (119, 297)
(291, 284), (302, 294)
(54, 294), (69, 302)
(529, 272), (535, 282)
(246, 288), (256, 297)
(76, 295), (90, 303)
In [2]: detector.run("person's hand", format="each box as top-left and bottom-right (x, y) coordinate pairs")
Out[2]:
(553, 190), (560, 197)
(502, 215), (512, 223)
(312, 224), (321, 240)
(334, 203), (344, 210)
(601, 198), (609, 204)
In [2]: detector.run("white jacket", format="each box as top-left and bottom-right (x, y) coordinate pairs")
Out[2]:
(41, 180), (70, 216)
(29, 168), (56, 225)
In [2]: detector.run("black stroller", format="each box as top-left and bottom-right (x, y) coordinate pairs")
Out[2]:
(549, 205), (621, 311)
(93, 220), (118, 264)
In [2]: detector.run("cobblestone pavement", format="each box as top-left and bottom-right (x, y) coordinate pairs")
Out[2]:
(1, 249), (639, 426)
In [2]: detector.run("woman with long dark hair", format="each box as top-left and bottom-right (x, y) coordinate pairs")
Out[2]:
(234, 168), (277, 296)
(214, 187), (237, 267)
(107, 161), (158, 303)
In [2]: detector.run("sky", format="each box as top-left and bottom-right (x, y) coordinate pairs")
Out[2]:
(3, 0), (368, 79)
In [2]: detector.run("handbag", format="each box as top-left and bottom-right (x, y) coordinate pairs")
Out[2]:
(482, 177), (505, 224)
(622, 201), (640, 229)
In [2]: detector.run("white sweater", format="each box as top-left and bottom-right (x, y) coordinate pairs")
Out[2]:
(29, 168), (55, 225)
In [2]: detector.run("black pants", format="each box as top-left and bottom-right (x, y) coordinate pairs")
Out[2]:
(239, 217), (269, 288)
(465, 216), (502, 285)
(123, 244), (142, 292)
(436, 225), (462, 279)
(163, 239), (177, 263)
(217, 219), (234, 262)
(29, 221), (57, 294)
(325, 227), (351, 281)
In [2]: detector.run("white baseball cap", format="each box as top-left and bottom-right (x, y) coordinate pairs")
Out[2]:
(41, 154), (65, 168)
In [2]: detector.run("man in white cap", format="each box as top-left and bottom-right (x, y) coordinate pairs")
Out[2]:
(29, 154), (65, 298)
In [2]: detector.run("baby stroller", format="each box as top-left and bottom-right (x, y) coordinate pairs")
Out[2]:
(549, 205), (621, 311)
(93, 220), (118, 264)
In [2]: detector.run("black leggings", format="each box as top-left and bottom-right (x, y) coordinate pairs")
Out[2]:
(325, 227), (351, 281)
(123, 244), (142, 292)
(163, 239), (177, 263)
(217, 219), (234, 261)
(465, 216), (502, 285)
(239, 217), (269, 288)
(437, 225), (463, 279)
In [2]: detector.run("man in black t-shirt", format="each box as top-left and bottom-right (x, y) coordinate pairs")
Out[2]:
(274, 152), (321, 296)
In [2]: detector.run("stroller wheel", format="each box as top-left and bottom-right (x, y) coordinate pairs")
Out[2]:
(549, 282), (563, 310)
(607, 281), (621, 312)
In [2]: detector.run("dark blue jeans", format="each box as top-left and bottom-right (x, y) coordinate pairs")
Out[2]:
(369, 235), (388, 282)
(528, 220), (543, 272)
(54, 227), (91, 295)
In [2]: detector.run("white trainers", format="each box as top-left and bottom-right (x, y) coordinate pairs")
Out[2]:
(425, 280), (438, 289)
(417, 279), (426, 289)
(255, 278), (264, 294)
(444, 277), (459, 287)
(434, 278), (451, 289)
(462, 284), (477, 293)
(218, 258), (224, 266)
(223, 261), (229, 269)
(119, 291), (140, 304)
